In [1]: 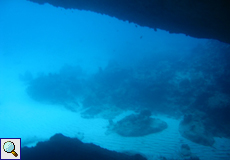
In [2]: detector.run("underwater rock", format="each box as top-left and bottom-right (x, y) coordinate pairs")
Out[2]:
(179, 144), (200, 160)
(206, 106), (230, 138)
(180, 144), (192, 158)
(26, 65), (85, 108)
(29, 0), (230, 44)
(21, 133), (147, 160)
(108, 111), (167, 137)
(179, 114), (215, 146)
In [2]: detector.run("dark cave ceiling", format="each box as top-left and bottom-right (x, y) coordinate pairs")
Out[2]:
(28, 0), (230, 44)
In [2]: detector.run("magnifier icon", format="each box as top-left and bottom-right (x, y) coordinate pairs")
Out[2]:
(3, 141), (18, 157)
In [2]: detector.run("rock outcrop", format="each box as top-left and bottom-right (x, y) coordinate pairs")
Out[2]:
(21, 133), (147, 160)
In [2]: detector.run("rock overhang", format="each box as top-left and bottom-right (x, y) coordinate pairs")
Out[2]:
(28, 0), (230, 44)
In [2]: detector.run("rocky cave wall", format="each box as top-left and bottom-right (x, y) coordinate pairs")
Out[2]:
(28, 0), (230, 44)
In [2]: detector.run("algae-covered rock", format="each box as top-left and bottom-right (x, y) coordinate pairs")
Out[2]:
(179, 114), (215, 146)
(108, 111), (168, 137)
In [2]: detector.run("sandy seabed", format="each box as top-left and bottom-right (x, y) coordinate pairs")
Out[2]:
(0, 69), (230, 160)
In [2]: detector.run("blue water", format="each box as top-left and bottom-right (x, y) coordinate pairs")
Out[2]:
(1, 0), (230, 160)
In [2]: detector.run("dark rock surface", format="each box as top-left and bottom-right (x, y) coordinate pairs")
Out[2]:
(28, 0), (230, 44)
(179, 114), (215, 146)
(108, 111), (168, 137)
(179, 144), (200, 160)
(21, 133), (147, 160)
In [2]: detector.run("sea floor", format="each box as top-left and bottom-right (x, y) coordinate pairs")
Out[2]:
(1, 70), (230, 160)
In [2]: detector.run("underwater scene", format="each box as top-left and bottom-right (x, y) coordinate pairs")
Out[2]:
(1, 0), (230, 160)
